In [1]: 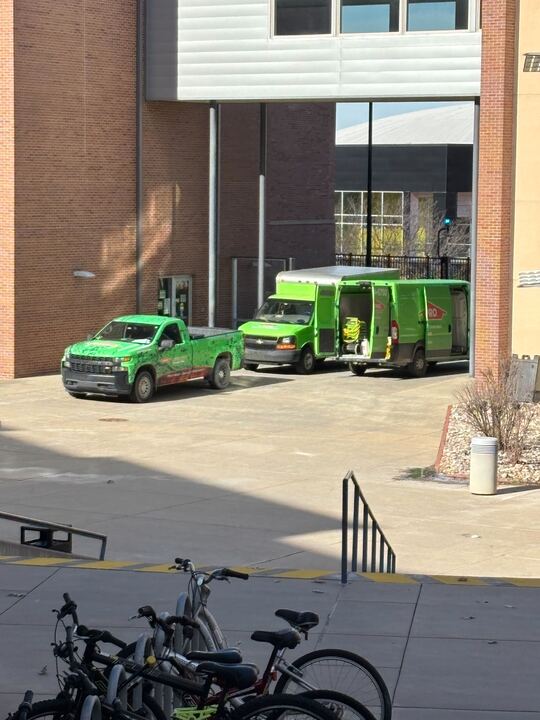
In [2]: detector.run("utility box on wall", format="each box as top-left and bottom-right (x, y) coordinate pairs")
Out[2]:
(512, 355), (540, 402)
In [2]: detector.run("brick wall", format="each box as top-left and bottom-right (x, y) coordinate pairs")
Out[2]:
(475, 0), (517, 375)
(0, 0), (15, 379)
(13, 0), (137, 377)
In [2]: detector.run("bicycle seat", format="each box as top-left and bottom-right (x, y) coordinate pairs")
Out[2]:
(250, 628), (301, 650)
(186, 649), (242, 664)
(196, 662), (258, 690)
(275, 609), (319, 631)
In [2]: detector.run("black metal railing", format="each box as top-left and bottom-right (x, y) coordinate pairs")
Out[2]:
(341, 471), (396, 583)
(335, 253), (471, 281)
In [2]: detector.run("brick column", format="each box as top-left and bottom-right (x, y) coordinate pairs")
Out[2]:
(475, 0), (517, 375)
(0, 0), (15, 378)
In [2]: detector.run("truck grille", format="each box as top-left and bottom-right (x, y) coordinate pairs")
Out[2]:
(244, 336), (278, 350)
(69, 355), (114, 374)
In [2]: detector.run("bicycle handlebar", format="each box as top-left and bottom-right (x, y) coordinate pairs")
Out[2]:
(76, 625), (127, 649)
(221, 568), (249, 580)
(55, 593), (79, 625)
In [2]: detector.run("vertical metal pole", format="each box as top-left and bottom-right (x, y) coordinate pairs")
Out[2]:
(386, 546), (392, 573)
(341, 478), (349, 584)
(208, 101), (219, 327)
(469, 99), (480, 376)
(135, 0), (144, 313)
(231, 258), (238, 327)
(258, 103), (267, 308)
(351, 487), (359, 572)
(379, 540), (385, 572)
(361, 505), (369, 572)
(371, 522), (377, 572)
(366, 102), (373, 266)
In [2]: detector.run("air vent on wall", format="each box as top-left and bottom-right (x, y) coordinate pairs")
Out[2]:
(518, 271), (540, 287)
(524, 54), (540, 72)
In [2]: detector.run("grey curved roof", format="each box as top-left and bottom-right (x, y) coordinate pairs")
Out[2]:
(276, 266), (398, 285)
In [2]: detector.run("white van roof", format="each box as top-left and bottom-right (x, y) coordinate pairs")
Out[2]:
(276, 266), (398, 285)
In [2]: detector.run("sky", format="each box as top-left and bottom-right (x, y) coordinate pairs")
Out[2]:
(336, 101), (464, 131)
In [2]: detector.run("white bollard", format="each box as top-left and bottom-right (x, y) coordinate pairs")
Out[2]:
(469, 437), (498, 495)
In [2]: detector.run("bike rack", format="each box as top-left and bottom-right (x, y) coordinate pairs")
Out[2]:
(341, 470), (396, 583)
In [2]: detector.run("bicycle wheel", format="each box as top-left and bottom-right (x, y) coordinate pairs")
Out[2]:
(10, 698), (75, 720)
(230, 693), (338, 720)
(301, 690), (376, 720)
(274, 649), (391, 720)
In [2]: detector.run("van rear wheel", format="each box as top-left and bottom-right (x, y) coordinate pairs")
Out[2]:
(408, 348), (427, 378)
(349, 363), (367, 376)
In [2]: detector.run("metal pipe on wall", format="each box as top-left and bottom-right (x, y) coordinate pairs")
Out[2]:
(135, 0), (145, 313)
(366, 101), (373, 267)
(208, 101), (219, 327)
(257, 103), (267, 308)
(469, 99), (480, 376)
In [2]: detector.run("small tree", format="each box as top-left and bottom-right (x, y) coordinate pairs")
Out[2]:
(456, 360), (536, 464)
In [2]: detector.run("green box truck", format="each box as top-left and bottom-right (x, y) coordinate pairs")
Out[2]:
(239, 267), (469, 376)
(239, 266), (399, 373)
(61, 315), (244, 402)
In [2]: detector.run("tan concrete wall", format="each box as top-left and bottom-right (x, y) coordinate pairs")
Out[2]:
(0, 0), (15, 378)
(512, 0), (540, 358)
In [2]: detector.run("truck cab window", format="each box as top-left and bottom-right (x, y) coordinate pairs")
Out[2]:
(160, 323), (182, 345)
(275, 0), (332, 35)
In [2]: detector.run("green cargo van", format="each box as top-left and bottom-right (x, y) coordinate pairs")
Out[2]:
(239, 266), (399, 373)
(338, 278), (470, 377)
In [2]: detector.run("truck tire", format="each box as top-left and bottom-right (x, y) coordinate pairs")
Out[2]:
(349, 363), (367, 376)
(243, 362), (259, 372)
(130, 369), (155, 403)
(408, 348), (427, 378)
(296, 346), (316, 375)
(210, 357), (231, 389)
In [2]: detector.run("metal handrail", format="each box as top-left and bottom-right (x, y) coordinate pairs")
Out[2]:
(341, 471), (396, 583)
(0, 511), (107, 560)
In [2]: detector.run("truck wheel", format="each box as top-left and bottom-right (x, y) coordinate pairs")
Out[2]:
(243, 362), (259, 372)
(130, 370), (155, 403)
(211, 357), (231, 389)
(408, 348), (427, 378)
(349, 363), (367, 376)
(296, 346), (315, 375)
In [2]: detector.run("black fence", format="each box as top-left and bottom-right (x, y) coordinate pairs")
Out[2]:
(336, 254), (471, 281)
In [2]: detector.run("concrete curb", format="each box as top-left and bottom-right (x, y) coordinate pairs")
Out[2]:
(434, 403), (452, 472)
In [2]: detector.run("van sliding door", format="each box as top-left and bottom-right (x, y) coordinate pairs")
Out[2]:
(424, 285), (453, 358)
(315, 285), (336, 355)
(371, 286), (390, 358)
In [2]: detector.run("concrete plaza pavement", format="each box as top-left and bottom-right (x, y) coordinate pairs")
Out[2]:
(0, 563), (539, 719)
(1, 365), (540, 576)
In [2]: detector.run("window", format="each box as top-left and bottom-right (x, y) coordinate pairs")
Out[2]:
(160, 323), (182, 345)
(407, 0), (468, 31)
(524, 54), (540, 72)
(341, 0), (399, 34)
(275, 0), (332, 35)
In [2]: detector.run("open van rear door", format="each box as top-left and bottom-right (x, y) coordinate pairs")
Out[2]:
(315, 285), (336, 355)
(424, 284), (452, 358)
(371, 285), (391, 358)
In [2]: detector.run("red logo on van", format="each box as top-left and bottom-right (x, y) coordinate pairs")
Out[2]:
(427, 302), (447, 320)
(375, 301), (385, 311)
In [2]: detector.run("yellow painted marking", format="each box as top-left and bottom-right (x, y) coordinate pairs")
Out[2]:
(271, 569), (334, 579)
(228, 566), (264, 575)
(12, 557), (75, 566)
(429, 575), (487, 586)
(502, 578), (540, 588)
(136, 564), (177, 573)
(360, 573), (419, 584)
(72, 561), (140, 570)
(0, 556), (18, 561)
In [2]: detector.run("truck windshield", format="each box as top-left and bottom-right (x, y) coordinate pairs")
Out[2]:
(95, 321), (160, 344)
(255, 300), (313, 325)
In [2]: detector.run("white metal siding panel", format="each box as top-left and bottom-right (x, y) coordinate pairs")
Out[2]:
(146, 0), (481, 102)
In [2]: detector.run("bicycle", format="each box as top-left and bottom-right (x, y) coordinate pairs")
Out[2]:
(168, 560), (391, 720)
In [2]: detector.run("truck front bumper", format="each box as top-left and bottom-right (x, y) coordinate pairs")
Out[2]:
(244, 348), (302, 365)
(62, 368), (131, 396)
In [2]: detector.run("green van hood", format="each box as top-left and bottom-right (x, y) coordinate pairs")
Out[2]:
(67, 339), (150, 358)
(239, 321), (308, 337)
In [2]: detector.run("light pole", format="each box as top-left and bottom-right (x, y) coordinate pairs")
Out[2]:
(437, 217), (453, 257)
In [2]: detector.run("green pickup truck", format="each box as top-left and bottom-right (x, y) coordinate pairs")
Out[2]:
(61, 315), (244, 402)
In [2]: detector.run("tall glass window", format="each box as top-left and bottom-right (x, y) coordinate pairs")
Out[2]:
(275, 0), (332, 35)
(407, 0), (469, 31)
(341, 0), (400, 33)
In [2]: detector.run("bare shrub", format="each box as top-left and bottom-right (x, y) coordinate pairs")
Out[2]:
(456, 361), (536, 464)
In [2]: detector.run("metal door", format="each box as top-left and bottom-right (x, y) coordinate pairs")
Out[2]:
(424, 284), (453, 357)
(232, 257), (295, 327)
(158, 276), (192, 325)
(315, 285), (336, 355)
(371, 285), (390, 359)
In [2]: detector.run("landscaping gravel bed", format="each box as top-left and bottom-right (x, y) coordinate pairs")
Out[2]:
(439, 404), (540, 484)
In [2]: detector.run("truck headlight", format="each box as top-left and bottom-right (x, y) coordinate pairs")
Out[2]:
(276, 337), (296, 350)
